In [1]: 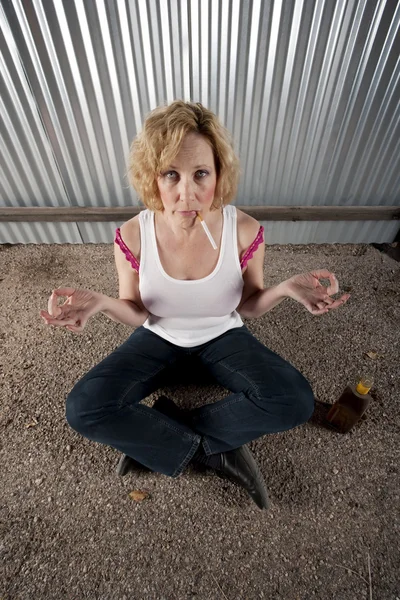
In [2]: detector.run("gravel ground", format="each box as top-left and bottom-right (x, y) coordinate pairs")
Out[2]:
(0, 242), (399, 600)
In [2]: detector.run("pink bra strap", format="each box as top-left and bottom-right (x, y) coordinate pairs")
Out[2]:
(240, 226), (264, 270)
(114, 228), (140, 273)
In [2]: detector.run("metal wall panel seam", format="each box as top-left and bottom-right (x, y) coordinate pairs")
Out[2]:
(236, 0), (255, 152)
(159, 0), (175, 103)
(209, 0), (219, 111)
(0, 162), (16, 206)
(352, 54), (400, 204)
(295, 1), (347, 206)
(118, 0), (143, 133)
(368, 126), (400, 205)
(126, 1), (149, 118)
(1, 100), (44, 203)
(240, 1), (273, 202)
(168, 0), (184, 102)
(73, 0), (130, 205)
(5, 0), (82, 205)
(280, 0), (325, 203)
(96, 0), (130, 185)
(53, 0), (114, 202)
(230, 0), (249, 152)
(200, 0), (209, 107)
(78, 220), (118, 244)
(1, 223), (18, 244)
(29, 0), (97, 205)
(238, 0), (261, 178)
(255, 0), (288, 203)
(180, 0), (191, 101)
(259, 1), (296, 203)
(268, 0), (304, 201)
(218, 0), (230, 124)
(190, 0), (200, 102)
(226, 0), (241, 137)
(266, 0), (309, 203)
(322, 0), (387, 202)
(387, 168), (400, 206)
(0, 10), (69, 206)
(239, 0), (261, 199)
(0, 154), (20, 207)
(137, 0), (157, 109)
(147, 0), (168, 105)
(334, 2), (400, 205)
(253, 0), (283, 203)
(0, 87), (59, 206)
(306, 0), (366, 206)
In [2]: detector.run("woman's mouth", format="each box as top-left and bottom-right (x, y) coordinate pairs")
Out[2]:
(177, 210), (197, 216)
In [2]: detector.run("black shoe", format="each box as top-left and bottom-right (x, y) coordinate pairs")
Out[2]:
(116, 453), (146, 476)
(217, 445), (269, 510)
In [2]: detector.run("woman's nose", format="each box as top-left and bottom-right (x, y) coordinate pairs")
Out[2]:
(178, 178), (195, 201)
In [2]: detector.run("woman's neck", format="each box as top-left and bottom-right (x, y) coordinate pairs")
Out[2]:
(156, 208), (222, 242)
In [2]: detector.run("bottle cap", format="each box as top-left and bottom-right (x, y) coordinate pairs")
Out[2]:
(356, 375), (373, 395)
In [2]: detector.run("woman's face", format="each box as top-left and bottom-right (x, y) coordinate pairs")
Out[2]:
(157, 132), (217, 221)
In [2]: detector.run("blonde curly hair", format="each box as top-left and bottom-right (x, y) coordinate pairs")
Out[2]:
(127, 100), (240, 211)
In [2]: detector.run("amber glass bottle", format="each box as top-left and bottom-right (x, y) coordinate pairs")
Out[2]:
(326, 375), (373, 433)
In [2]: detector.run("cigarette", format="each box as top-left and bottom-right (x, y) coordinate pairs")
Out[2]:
(197, 213), (217, 249)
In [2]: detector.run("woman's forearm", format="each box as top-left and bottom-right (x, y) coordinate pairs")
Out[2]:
(98, 294), (149, 327)
(238, 281), (291, 318)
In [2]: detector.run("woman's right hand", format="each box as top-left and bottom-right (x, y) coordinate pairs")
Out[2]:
(40, 288), (103, 333)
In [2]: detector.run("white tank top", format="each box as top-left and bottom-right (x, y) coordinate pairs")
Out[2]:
(139, 205), (244, 347)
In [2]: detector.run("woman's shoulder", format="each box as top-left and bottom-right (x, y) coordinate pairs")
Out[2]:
(116, 214), (141, 259)
(235, 208), (261, 254)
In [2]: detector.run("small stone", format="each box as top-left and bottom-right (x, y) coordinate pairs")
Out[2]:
(47, 496), (52, 502)
(333, 468), (339, 475)
(66, 445), (72, 452)
(34, 478), (43, 485)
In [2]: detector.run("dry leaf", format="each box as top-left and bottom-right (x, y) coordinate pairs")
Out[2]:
(129, 490), (150, 502)
(25, 418), (38, 428)
(365, 351), (382, 360)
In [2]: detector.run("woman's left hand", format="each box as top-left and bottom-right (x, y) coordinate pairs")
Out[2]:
(285, 270), (350, 315)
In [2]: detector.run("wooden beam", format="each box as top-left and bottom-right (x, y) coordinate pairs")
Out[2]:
(0, 205), (399, 222)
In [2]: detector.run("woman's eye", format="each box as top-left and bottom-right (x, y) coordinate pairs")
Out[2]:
(196, 170), (208, 178)
(164, 171), (178, 179)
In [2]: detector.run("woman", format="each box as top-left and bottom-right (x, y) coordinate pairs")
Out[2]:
(40, 101), (349, 510)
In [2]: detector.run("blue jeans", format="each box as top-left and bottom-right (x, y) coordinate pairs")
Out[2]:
(66, 325), (314, 477)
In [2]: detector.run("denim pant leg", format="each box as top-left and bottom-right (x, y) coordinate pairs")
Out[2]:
(190, 325), (315, 455)
(65, 327), (201, 477)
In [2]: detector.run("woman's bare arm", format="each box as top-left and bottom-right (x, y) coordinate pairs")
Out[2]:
(235, 212), (349, 317)
(102, 216), (149, 326)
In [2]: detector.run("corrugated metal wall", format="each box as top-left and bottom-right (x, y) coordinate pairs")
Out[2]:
(1, 0), (399, 244)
